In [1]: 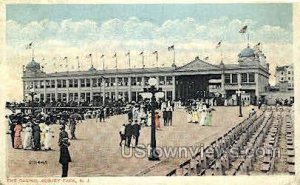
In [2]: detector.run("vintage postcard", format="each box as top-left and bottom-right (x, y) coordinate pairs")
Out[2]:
(0, 1), (299, 185)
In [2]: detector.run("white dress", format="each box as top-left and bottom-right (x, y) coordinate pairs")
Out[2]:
(200, 107), (207, 126)
(23, 127), (33, 150)
(44, 125), (53, 150)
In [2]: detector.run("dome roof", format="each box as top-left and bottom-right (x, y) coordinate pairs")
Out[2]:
(26, 58), (41, 69)
(88, 65), (96, 71)
(239, 47), (255, 58)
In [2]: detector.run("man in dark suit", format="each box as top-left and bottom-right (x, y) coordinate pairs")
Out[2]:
(132, 120), (141, 147)
(163, 108), (168, 126)
(59, 138), (72, 177)
(125, 120), (133, 147)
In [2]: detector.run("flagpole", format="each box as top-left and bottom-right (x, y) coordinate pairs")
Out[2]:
(173, 48), (175, 67)
(156, 52), (158, 68)
(77, 57), (80, 71)
(102, 55), (105, 70)
(116, 54), (118, 70)
(128, 53), (131, 69)
(142, 53), (144, 69)
(247, 33), (250, 47)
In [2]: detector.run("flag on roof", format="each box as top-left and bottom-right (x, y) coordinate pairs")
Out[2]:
(216, 41), (222, 49)
(168, 45), (174, 51)
(239, 25), (248, 33)
(25, 42), (33, 49)
(139, 51), (144, 55)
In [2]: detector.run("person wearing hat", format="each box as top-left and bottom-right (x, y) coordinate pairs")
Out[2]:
(44, 120), (54, 150)
(59, 138), (71, 177)
(132, 120), (141, 147)
(58, 125), (69, 146)
(32, 121), (41, 151)
(124, 120), (133, 147)
(119, 123), (126, 147)
(9, 118), (16, 148)
(14, 122), (23, 149)
(69, 117), (77, 140)
(23, 123), (33, 150)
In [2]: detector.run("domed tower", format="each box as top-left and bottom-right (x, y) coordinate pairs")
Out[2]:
(238, 46), (260, 66)
(23, 58), (44, 76)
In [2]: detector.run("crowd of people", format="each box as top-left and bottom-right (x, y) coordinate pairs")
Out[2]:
(185, 100), (213, 126)
(118, 100), (175, 148)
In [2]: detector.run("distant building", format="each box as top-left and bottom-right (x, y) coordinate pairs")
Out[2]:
(275, 64), (294, 91)
(22, 46), (270, 105)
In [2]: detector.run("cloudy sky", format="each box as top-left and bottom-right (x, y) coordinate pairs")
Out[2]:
(5, 4), (293, 101)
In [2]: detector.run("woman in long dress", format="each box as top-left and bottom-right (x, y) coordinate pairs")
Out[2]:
(14, 122), (23, 149)
(39, 121), (46, 147)
(44, 122), (54, 150)
(204, 110), (212, 126)
(23, 123), (33, 150)
(191, 108), (199, 123)
(199, 108), (207, 126)
(155, 112), (161, 130)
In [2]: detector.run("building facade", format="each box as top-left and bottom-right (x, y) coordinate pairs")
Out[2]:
(275, 64), (294, 91)
(22, 46), (270, 105)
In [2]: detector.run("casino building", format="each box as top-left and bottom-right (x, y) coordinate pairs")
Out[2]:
(22, 46), (270, 105)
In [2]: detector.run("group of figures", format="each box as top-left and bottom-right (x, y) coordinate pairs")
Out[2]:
(118, 100), (174, 148)
(186, 102), (213, 126)
(6, 111), (80, 177)
(7, 114), (55, 151)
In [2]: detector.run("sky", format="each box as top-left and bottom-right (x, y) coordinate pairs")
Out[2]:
(5, 4), (293, 101)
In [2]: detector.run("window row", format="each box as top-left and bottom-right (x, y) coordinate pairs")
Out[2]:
(224, 73), (255, 84)
(25, 76), (174, 89)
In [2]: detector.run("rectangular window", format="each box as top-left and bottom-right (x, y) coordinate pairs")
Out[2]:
(232, 74), (238, 83)
(131, 92), (137, 101)
(51, 80), (55, 88)
(46, 94), (50, 102)
(118, 77), (123, 86)
(86, 92), (90, 102)
(97, 78), (102, 87)
(159, 76), (165, 85)
(57, 80), (62, 88)
(144, 77), (150, 86)
(137, 77), (142, 86)
(40, 94), (44, 102)
(249, 73), (255, 83)
(225, 74), (230, 84)
(62, 80), (66, 88)
(111, 78), (115, 86)
(69, 79), (73, 88)
(40, 81), (44, 88)
(80, 79), (85, 87)
(166, 76), (173, 85)
(74, 93), (78, 101)
(74, 79), (78, 88)
(241, 73), (248, 83)
(45, 80), (50, 88)
(124, 77), (128, 86)
(105, 78), (109, 87)
(92, 78), (97, 87)
(86, 79), (90, 87)
(131, 77), (136, 86)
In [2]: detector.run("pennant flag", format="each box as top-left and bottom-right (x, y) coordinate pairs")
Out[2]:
(101, 54), (105, 58)
(204, 56), (209, 60)
(125, 51), (130, 56)
(239, 25), (248, 33)
(256, 42), (261, 46)
(216, 41), (222, 49)
(63, 57), (68, 60)
(25, 42), (33, 49)
(112, 53), (117, 58)
(152, 51), (158, 54)
(86, 53), (92, 58)
(168, 45), (174, 51)
(139, 51), (144, 55)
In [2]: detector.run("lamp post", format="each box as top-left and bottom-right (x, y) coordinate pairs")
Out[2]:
(236, 84), (243, 117)
(141, 77), (163, 161)
(29, 87), (37, 114)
